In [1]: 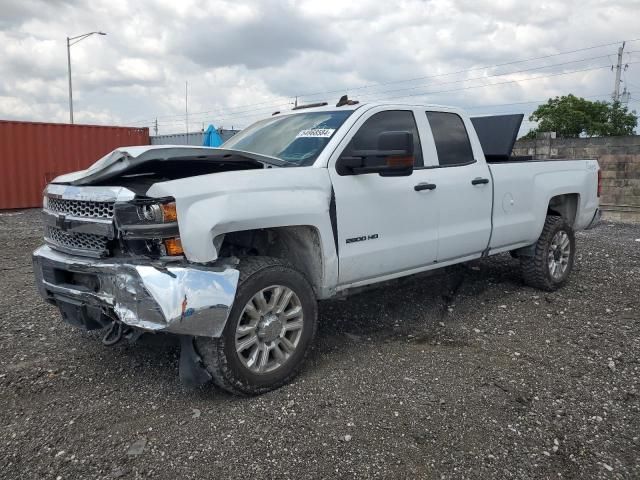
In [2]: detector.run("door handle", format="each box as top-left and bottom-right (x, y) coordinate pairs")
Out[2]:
(414, 182), (437, 191)
(471, 177), (490, 185)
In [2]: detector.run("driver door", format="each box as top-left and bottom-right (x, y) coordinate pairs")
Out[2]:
(328, 107), (439, 286)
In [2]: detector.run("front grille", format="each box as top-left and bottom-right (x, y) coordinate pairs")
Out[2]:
(45, 225), (109, 256)
(47, 197), (115, 220)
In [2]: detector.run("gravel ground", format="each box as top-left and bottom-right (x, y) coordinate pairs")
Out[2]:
(0, 210), (638, 479)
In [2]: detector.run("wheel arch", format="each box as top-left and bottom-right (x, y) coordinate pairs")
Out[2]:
(217, 225), (327, 298)
(514, 194), (579, 259)
(547, 193), (580, 226)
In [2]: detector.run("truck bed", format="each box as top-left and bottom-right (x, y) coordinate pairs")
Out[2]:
(488, 159), (599, 252)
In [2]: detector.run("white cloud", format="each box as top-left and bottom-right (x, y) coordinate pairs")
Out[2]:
(0, 0), (638, 133)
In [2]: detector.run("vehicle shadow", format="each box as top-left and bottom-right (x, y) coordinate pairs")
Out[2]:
(311, 254), (523, 357)
(72, 254), (523, 400)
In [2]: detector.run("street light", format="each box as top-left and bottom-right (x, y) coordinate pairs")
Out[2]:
(66, 31), (107, 124)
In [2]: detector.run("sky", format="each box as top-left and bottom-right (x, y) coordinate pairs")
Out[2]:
(1, 0), (639, 136)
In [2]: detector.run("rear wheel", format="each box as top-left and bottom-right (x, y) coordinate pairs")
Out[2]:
(520, 215), (575, 291)
(196, 257), (317, 395)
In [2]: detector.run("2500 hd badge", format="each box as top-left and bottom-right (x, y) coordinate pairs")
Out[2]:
(346, 233), (379, 244)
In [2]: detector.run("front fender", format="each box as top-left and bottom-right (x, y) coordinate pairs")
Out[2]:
(146, 167), (338, 292)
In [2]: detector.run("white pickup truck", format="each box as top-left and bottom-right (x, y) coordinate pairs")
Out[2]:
(33, 99), (600, 395)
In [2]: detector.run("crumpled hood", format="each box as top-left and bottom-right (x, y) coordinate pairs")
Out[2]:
(52, 145), (283, 186)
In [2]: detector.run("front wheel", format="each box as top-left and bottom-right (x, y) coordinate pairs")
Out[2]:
(520, 215), (576, 291)
(196, 257), (317, 395)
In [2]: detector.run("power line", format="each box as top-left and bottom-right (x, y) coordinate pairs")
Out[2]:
(359, 63), (639, 104)
(464, 92), (623, 111)
(471, 100), (632, 118)
(352, 54), (613, 101)
(138, 55), (637, 130)
(127, 96), (291, 125)
(296, 40), (640, 100)
(154, 60), (632, 129)
(147, 58), (625, 129)
(174, 62), (636, 127)
(127, 38), (640, 126)
(150, 67), (628, 131)
(151, 101), (292, 128)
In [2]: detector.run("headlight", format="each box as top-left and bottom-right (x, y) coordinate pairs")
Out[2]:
(114, 197), (182, 257)
(115, 197), (178, 227)
(137, 200), (177, 224)
(139, 203), (162, 222)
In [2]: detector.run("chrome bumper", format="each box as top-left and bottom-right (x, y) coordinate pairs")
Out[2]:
(33, 245), (240, 337)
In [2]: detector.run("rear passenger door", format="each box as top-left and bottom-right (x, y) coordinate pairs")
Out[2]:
(423, 111), (493, 262)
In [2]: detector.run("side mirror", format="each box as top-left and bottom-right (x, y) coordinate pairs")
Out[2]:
(336, 131), (415, 176)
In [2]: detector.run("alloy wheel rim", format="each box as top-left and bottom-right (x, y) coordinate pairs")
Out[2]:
(235, 285), (304, 374)
(548, 230), (571, 280)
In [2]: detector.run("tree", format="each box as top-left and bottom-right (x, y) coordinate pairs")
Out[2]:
(522, 94), (637, 139)
(604, 101), (638, 136)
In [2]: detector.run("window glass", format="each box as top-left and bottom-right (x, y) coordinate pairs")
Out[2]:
(345, 110), (423, 167)
(426, 112), (474, 166)
(223, 111), (353, 166)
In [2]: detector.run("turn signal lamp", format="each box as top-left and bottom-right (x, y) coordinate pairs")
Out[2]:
(164, 237), (184, 256)
(160, 202), (178, 222)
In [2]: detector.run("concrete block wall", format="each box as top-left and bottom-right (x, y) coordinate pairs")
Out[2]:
(513, 135), (640, 223)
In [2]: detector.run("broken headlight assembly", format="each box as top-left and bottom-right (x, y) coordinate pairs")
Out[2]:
(114, 198), (183, 257)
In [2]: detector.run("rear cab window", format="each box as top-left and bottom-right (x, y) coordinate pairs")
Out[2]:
(425, 111), (475, 167)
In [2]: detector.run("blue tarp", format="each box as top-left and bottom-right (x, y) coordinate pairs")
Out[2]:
(202, 124), (223, 147)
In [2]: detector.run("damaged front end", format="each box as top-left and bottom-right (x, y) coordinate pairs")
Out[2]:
(33, 245), (239, 337)
(32, 181), (241, 385)
(35, 183), (240, 337)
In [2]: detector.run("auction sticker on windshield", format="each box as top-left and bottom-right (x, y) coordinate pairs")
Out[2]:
(296, 128), (335, 138)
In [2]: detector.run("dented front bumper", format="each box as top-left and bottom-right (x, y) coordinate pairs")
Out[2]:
(32, 245), (239, 337)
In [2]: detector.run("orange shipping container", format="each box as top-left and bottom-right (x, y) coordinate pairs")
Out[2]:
(0, 120), (149, 209)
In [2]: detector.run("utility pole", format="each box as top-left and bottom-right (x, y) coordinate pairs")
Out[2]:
(185, 81), (189, 135)
(66, 31), (107, 124)
(154, 118), (158, 136)
(612, 41), (626, 102)
(67, 37), (73, 124)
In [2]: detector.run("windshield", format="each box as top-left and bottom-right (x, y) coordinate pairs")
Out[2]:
(222, 110), (353, 166)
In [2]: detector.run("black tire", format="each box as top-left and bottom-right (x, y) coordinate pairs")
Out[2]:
(195, 256), (318, 396)
(520, 215), (576, 291)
